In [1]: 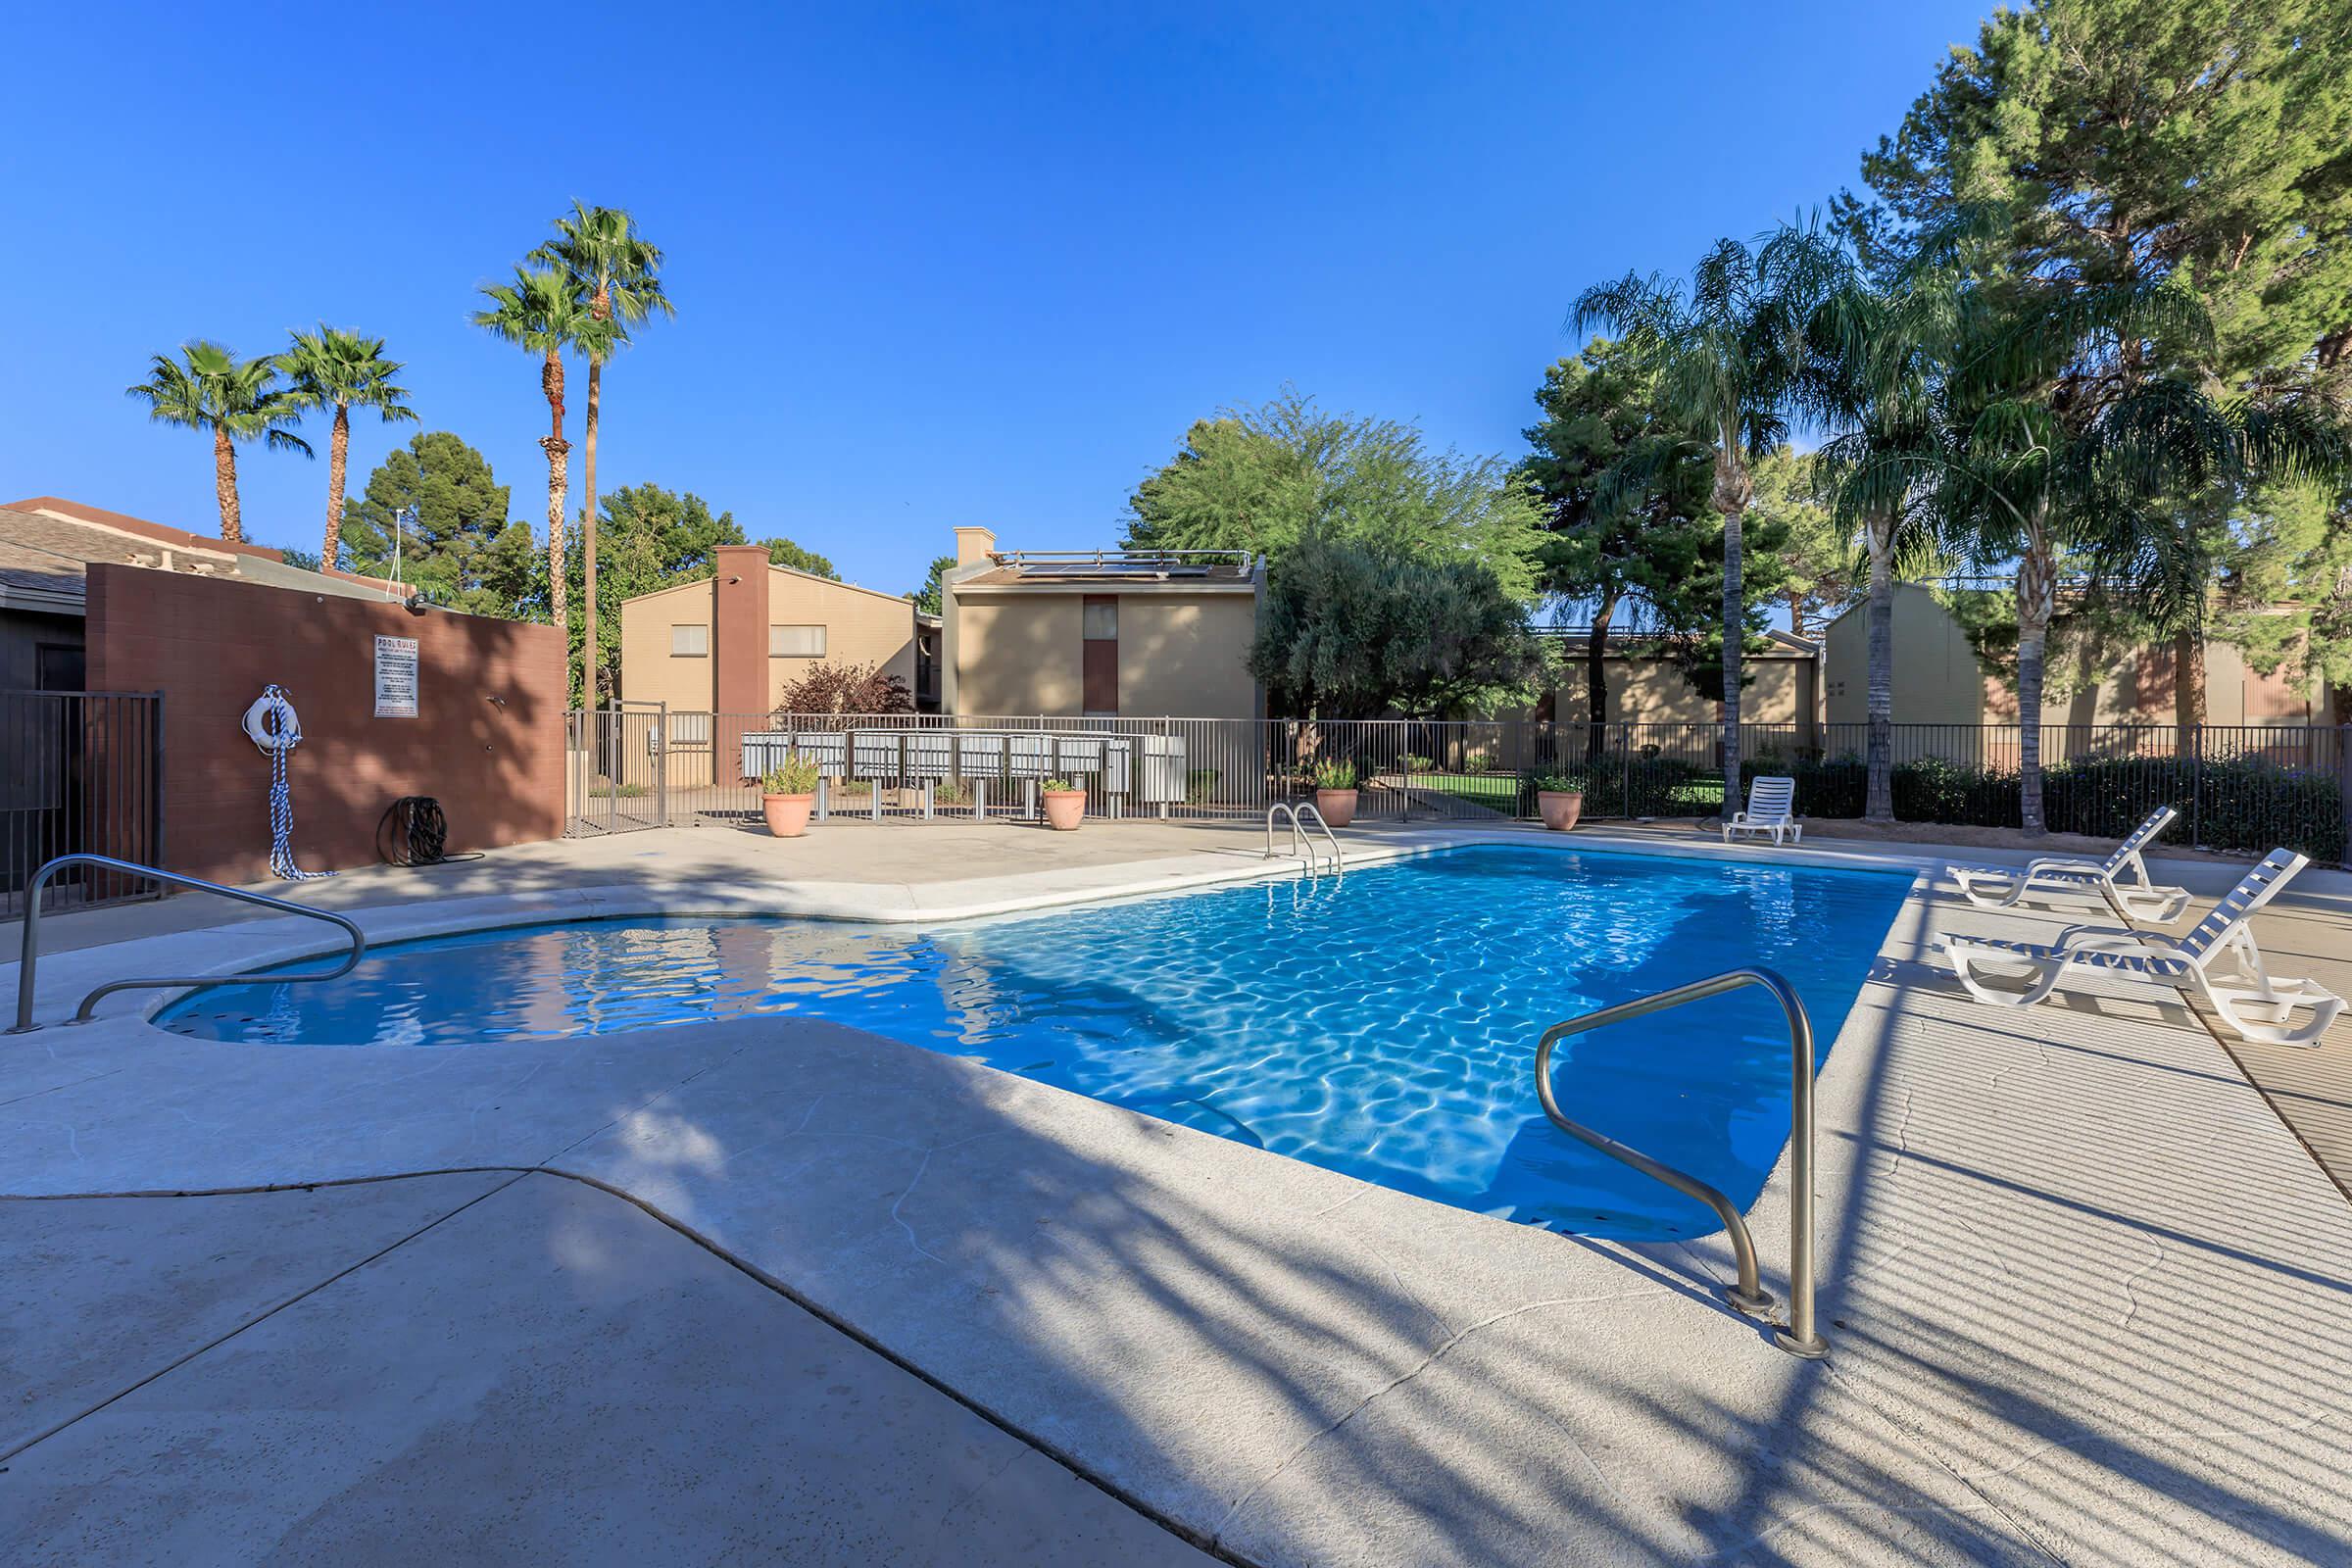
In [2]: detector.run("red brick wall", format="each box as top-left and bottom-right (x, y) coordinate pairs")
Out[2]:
(84, 564), (566, 885)
(711, 544), (770, 782)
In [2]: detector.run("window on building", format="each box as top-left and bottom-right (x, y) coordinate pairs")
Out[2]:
(770, 624), (826, 658)
(670, 623), (710, 657)
(1082, 595), (1117, 715)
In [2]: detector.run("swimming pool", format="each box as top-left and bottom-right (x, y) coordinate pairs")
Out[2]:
(158, 846), (1909, 1239)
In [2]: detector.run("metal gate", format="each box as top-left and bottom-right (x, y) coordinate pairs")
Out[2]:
(565, 703), (669, 835)
(2, 690), (166, 917)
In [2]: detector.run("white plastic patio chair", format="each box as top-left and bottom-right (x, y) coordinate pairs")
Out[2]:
(1942, 848), (2344, 1046)
(1944, 804), (2190, 921)
(1723, 776), (1800, 846)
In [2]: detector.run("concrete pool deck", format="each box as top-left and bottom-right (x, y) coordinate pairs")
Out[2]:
(4, 821), (2351, 1563)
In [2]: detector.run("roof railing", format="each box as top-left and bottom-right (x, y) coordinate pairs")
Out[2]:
(987, 548), (1257, 567)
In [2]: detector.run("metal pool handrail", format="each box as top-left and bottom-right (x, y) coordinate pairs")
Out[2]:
(1263, 803), (1343, 872)
(9, 854), (367, 1034)
(1535, 966), (1829, 1358)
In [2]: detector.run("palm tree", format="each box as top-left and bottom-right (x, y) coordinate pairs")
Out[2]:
(473, 267), (591, 628)
(1574, 226), (1837, 817)
(531, 203), (673, 705)
(277, 326), (417, 568)
(1801, 260), (1962, 821)
(1933, 281), (2338, 836)
(126, 342), (311, 541)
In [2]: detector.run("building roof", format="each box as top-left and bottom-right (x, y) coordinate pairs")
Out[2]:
(952, 549), (1260, 593)
(0, 499), (416, 614)
(1535, 623), (1819, 658)
(616, 560), (914, 611)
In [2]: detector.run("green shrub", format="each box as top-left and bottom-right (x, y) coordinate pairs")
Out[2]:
(1313, 759), (1358, 790)
(1043, 777), (1080, 793)
(1740, 756), (1865, 818)
(1728, 748), (2343, 860)
(1185, 767), (1222, 805)
(760, 751), (823, 794)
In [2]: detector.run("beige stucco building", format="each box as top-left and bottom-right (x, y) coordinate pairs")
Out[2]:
(939, 527), (1264, 720)
(618, 552), (918, 715)
(1819, 583), (2325, 728)
(1540, 629), (1823, 740)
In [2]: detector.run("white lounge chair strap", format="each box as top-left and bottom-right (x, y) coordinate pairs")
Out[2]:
(2179, 849), (2302, 957)
(2101, 806), (2176, 872)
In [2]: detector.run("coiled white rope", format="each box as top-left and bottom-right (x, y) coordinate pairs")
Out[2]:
(255, 684), (333, 881)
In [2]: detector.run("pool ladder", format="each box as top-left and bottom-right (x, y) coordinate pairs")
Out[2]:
(1537, 966), (1828, 1358)
(9, 853), (367, 1034)
(1264, 803), (1344, 873)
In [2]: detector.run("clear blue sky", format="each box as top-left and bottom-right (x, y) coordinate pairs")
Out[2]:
(6, 2), (1989, 598)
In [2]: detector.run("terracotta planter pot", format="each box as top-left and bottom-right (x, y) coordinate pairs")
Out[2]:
(1042, 789), (1087, 831)
(1538, 790), (1584, 832)
(1314, 788), (1358, 829)
(762, 792), (815, 838)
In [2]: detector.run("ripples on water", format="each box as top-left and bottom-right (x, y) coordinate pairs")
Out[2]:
(160, 846), (1908, 1238)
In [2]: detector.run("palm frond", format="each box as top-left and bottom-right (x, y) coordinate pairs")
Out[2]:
(473, 266), (588, 354)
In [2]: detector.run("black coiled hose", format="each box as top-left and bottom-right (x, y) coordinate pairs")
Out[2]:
(377, 796), (452, 867)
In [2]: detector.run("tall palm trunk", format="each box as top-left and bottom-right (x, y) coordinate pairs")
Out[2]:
(1585, 587), (1617, 765)
(213, 425), (242, 541)
(1714, 449), (1748, 822)
(1863, 518), (1895, 822)
(540, 349), (571, 629)
(2173, 627), (2208, 728)
(581, 356), (602, 706)
(2015, 513), (2056, 838)
(579, 276), (613, 710)
(2334, 564), (2352, 725)
(322, 402), (351, 568)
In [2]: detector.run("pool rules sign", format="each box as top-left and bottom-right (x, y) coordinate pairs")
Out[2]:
(373, 635), (419, 718)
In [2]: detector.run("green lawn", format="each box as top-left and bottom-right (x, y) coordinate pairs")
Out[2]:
(1397, 771), (1525, 813)
(1396, 768), (1729, 818)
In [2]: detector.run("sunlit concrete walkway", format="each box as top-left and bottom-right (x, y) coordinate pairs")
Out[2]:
(5, 822), (2352, 1563)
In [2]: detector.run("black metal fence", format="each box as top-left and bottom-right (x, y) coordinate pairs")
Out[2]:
(1, 690), (166, 917)
(565, 703), (670, 834)
(566, 708), (2352, 862)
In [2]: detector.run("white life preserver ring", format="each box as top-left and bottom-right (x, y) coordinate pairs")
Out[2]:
(244, 692), (302, 752)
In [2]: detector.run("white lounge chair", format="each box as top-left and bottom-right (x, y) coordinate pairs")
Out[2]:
(1944, 805), (2190, 922)
(1942, 848), (2344, 1047)
(1723, 776), (1800, 846)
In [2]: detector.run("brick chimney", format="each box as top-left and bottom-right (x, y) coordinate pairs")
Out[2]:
(954, 526), (997, 568)
(712, 544), (769, 777)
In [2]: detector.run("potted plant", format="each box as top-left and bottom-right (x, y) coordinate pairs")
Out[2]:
(1530, 771), (1585, 832)
(1040, 776), (1087, 830)
(760, 752), (823, 838)
(1312, 759), (1358, 828)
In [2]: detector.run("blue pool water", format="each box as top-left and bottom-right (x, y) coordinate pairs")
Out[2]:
(157, 846), (1907, 1239)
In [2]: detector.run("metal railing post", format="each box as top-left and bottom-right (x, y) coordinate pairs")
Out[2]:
(148, 690), (167, 874)
(2338, 725), (2352, 872)
(2189, 722), (2203, 848)
(654, 702), (668, 825)
(1535, 966), (1828, 1358)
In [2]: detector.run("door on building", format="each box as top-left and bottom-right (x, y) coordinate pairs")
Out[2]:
(36, 643), (84, 692)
